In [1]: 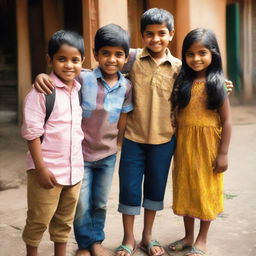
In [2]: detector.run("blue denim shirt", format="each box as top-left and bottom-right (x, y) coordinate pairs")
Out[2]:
(79, 67), (133, 161)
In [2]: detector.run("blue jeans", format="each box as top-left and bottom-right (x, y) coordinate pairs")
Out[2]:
(74, 154), (116, 249)
(118, 137), (176, 215)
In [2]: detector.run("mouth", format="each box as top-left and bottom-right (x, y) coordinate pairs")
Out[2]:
(150, 44), (162, 47)
(192, 63), (202, 68)
(105, 65), (117, 69)
(63, 71), (75, 75)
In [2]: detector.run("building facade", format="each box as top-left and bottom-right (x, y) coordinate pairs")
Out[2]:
(0, 0), (255, 122)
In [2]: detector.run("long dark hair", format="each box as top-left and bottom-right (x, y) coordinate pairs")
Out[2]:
(171, 28), (226, 110)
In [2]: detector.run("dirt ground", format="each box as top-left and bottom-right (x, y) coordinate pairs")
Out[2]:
(0, 105), (256, 256)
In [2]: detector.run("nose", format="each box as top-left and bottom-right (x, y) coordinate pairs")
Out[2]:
(152, 34), (160, 42)
(64, 60), (73, 68)
(193, 54), (201, 61)
(107, 54), (116, 62)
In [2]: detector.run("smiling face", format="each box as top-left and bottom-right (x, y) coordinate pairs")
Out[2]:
(185, 41), (212, 78)
(94, 46), (128, 80)
(142, 23), (174, 58)
(47, 44), (84, 86)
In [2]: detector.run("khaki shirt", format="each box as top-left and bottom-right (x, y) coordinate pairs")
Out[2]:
(125, 48), (181, 144)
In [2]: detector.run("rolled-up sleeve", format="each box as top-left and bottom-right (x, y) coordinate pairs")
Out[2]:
(21, 88), (46, 141)
(121, 81), (133, 113)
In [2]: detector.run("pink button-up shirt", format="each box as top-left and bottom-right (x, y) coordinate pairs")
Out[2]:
(21, 73), (84, 185)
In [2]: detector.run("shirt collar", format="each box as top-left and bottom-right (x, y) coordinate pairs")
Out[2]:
(140, 47), (176, 65)
(49, 72), (81, 90)
(93, 67), (126, 88)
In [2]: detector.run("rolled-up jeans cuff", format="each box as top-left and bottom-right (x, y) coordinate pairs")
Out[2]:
(143, 198), (163, 211)
(118, 203), (141, 215)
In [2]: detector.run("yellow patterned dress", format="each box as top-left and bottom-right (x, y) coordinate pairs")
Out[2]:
(172, 81), (223, 221)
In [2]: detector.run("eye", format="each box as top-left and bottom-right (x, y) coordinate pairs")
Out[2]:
(185, 52), (194, 57)
(101, 50), (110, 56)
(115, 52), (125, 58)
(145, 31), (153, 37)
(199, 51), (207, 56)
(57, 57), (66, 62)
(159, 31), (167, 36)
(72, 57), (81, 63)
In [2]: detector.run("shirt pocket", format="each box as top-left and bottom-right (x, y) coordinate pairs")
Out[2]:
(153, 73), (174, 100)
(104, 88), (125, 124)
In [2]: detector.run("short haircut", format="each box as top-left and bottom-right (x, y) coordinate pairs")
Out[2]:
(48, 30), (85, 59)
(141, 8), (174, 33)
(94, 24), (130, 57)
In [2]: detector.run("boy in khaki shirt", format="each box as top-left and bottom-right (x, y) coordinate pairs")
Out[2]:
(116, 8), (180, 256)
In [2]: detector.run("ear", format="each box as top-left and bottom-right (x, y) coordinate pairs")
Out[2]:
(169, 29), (175, 42)
(124, 56), (129, 64)
(93, 49), (99, 61)
(81, 57), (85, 64)
(46, 54), (53, 68)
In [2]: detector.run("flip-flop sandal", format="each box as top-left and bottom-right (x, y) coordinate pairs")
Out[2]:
(168, 239), (191, 251)
(185, 246), (205, 256)
(139, 240), (165, 256)
(116, 244), (137, 256)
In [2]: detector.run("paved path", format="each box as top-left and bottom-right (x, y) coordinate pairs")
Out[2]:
(0, 106), (256, 256)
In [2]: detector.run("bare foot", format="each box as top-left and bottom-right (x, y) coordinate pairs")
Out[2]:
(91, 243), (110, 256)
(76, 249), (91, 256)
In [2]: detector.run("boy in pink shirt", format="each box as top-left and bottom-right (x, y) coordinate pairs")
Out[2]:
(21, 30), (85, 256)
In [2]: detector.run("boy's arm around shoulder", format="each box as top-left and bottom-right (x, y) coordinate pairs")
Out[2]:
(33, 68), (92, 94)
(214, 97), (232, 173)
(77, 68), (93, 85)
(121, 48), (141, 74)
(34, 73), (55, 94)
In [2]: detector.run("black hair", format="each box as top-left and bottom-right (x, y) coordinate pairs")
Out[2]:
(94, 24), (130, 57)
(171, 28), (226, 110)
(140, 8), (174, 33)
(48, 30), (85, 59)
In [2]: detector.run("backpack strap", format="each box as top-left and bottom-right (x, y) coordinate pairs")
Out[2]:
(40, 89), (56, 142)
(45, 89), (56, 123)
(78, 88), (82, 105)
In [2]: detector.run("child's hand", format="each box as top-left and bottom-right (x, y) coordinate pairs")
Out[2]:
(213, 153), (228, 173)
(34, 74), (55, 94)
(36, 167), (57, 189)
(225, 80), (233, 95)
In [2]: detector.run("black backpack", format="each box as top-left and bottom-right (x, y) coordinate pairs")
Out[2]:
(40, 89), (82, 142)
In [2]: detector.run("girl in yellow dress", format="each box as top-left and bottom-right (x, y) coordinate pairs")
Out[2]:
(169, 28), (232, 256)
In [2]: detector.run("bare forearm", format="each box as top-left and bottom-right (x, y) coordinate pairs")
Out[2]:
(218, 98), (232, 155)
(219, 119), (232, 154)
(117, 113), (127, 147)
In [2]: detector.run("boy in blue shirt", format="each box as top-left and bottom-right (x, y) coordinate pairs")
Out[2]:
(33, 24), (133, 256)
